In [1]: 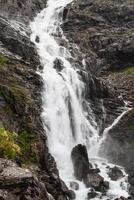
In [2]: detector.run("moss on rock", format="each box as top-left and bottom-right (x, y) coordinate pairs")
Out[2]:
(17, 131), (38, 164)
(0, 55), (8, 65)
(123, 67), (134, 75)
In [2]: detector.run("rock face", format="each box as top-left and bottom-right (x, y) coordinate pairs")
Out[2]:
(0, 158), (50, 200)
(0, 1), (69, 200)
(63, 0), (134, 173)
(64, 0), (134, 73)
(0, 0), (47, 22)
(100, 109), (134, 171)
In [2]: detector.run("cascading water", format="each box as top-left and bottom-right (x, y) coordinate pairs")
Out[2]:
(31, 0), (130, 199)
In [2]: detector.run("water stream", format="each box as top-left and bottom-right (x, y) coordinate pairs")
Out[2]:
(31, 0), (130, 199)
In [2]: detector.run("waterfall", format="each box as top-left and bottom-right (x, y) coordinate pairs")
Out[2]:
(31, 0), (130, 199)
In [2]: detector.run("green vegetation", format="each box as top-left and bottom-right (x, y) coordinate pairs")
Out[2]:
(0, 128), (37, 164)
(123, 67), (134, 75)
(9, 84), (32, 104)
(0, 55), (8, 65)
(17, 131), (37, 164)
(0, 128), (20, 159)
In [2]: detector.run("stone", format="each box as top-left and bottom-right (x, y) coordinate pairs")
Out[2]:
(84, 173), (103, 190)
(87, 188), (98, 199)
(53, 58), (64, 72)
(71, 144), (92, 181)
(0, 158), (50, 200)
(108, 166), (124, 181)
(89, 168), (101, 174)
(70, 181), (79, 190)
(128, 171), (134, 186)
(35, 36), (40, 43)
(84, 173), (109, 193)
(65, 190), (76, 200)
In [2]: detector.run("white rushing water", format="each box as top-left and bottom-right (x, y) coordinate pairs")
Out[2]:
(31, 0), (130, 199)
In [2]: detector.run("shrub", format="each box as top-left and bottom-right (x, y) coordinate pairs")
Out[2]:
(0, 128), (21, 159)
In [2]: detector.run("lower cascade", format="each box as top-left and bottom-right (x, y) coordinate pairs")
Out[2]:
(31, 0), (130, 199)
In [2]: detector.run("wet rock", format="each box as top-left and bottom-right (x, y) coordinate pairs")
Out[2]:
(84, 173), (103, 190)
(129, 186), (134, 197)
(84, 173), (109, 193)
(71, 144), (92, 181)
(128, 170), (134, 198)
(35, 36), (40, 43)
(53, 58), (64, 72)
(114, 197), (128, 200)
(65, 190), (76, 200)
(128, 170), (134, 186)
(70, 181), (79, 190)
(87, 188), (98, 199)
(89, 168), (101, 174)
(108, 166), (124, 181)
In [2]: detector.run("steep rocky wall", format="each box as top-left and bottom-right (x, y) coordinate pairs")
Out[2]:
(63, 0), (134, 74)
(63, 0), (134, 170)
(0, 1), (69, 200)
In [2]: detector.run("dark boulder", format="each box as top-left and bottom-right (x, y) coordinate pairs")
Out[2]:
(35, 35), (40, 43)
(71, 144), (92, 181)
(128, 171), (134, 186)
(65, 190), (76, 200)
(114, 197), (129, 200)
(70, 181), (79, 190)
(87, 188), (98, 199)
(128, 170), (134, 198)
(129, 186), (134, 197)
(84, 173), (109, 193)
(89, 168), (101, 174)
(108, 166), (124, 181)
(53, 58), (64, 72)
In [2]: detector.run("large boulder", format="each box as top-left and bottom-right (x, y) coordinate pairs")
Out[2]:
(84, 173), (109, 193)
(87, 188), (98, 199)
(71, 144), (92, 181)
(70, 182), (79, 191)
(108, 166), (124, 181)
(53, 58), (64, 72)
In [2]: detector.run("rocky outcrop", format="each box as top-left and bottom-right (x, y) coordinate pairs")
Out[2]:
(64, 0), (134, 73)
(0, 0), (47, 22)
(0, 158), (50, 200)
(100, 109), (134, 171)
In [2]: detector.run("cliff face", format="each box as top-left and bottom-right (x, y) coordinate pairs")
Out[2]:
(0, 0), (134, 199)
(0, 1), (69, 200)
(63, 0), (134, 170)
